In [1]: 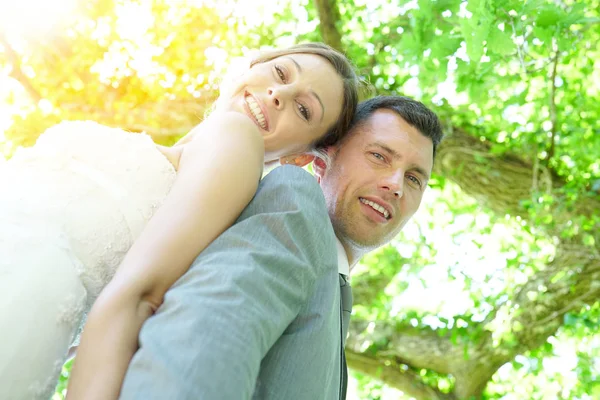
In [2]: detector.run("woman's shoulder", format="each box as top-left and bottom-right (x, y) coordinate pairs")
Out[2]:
(184, 112), (263, 152)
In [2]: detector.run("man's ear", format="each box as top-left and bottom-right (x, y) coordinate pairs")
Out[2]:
(312, 156), (327, 181)
(278, 153), (315, 167)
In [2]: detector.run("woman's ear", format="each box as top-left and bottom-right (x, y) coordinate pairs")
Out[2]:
(278, 153), (315, 167)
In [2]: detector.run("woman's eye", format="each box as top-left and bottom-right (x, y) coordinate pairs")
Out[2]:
(297, 103), (310, 120)
(274, 65), (286, 82)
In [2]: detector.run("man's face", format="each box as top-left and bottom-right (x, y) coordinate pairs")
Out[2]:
(315, 109), (434, 251)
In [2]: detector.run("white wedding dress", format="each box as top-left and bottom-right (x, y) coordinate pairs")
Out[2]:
(0, 121), (177, 399)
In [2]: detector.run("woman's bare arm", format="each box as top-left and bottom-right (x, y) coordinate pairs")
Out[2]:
(66, 112), (264, 400)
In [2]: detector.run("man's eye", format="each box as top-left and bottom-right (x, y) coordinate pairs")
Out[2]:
(297, 103), (310, 120)
(371, 152), (385, 161)
(274, 65), (286, 82)
(407, 175), (422, 188)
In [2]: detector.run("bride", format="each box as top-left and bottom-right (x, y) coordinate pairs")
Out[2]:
(0, 42), (358, 400)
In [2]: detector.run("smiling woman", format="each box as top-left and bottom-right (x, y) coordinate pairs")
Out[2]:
(216, 52), (345, 159)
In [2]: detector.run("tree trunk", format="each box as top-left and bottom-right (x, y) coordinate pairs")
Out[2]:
(312, 0), (343, 52)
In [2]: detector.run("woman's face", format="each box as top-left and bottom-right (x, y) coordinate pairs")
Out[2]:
(217, 53), (344, 160)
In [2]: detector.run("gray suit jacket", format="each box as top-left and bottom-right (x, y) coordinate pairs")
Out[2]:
(120, 166), (350, 399)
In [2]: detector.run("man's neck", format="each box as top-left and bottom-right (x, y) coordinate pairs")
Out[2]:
(337, 237), (365, 273)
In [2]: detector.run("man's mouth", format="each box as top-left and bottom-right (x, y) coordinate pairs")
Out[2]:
(359, 197), (391, 220)
(244, 93), (268, 130)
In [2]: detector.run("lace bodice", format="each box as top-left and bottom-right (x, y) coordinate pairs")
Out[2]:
(0, 121), (176, 304)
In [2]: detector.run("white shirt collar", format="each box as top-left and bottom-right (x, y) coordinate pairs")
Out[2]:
(335, 237), (350, 276)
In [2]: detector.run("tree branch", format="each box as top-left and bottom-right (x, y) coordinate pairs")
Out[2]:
(503, 9), (527, 77)
(347, 218), (599, 398)
(508, 242), (600, 351)
(547, 50), (559, 162)
(434, 128), (600, 252)
(346, 321), (463, 375)
(346, 350), (457, 400)
(0, 33), (42, 103)
(346, 319), (503, 398)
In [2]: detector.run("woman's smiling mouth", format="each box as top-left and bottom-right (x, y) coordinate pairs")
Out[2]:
(244, 93), (268, 130)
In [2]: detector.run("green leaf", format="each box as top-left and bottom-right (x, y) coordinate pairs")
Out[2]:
(533, 26), (554, 44)
(564, 312), (578, 326)
(582, 234), (595, 247)
(522, 0), (547, 14)
(578, 17), (600, 25)
(488, 27), (514, 56)
(461, 20), (490, 63)
(561, 3), (588, 27)
(398, 33), (420, 60)
(535, 5), (564, 28)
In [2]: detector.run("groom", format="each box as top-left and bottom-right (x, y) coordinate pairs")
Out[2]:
(119, 96), (443, 399)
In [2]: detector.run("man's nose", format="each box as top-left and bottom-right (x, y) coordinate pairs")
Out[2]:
(380, 170), (404, 198)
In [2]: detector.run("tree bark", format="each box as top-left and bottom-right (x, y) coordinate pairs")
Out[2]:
(346, 350), (457, 400)
(312, 0), (343, 52)
(433, 128), (600, 252)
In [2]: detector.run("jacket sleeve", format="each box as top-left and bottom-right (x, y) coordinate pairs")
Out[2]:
(119, 165), (337, 400)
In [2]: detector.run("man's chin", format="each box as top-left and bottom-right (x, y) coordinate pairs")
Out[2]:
(342, 229), (388, 252)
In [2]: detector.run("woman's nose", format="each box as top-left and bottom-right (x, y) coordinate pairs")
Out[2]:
(268, 87), (291, 109)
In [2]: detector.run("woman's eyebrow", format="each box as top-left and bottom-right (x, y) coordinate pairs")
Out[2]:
(283, 56), (325, 121)
(285, 56), (303, 73)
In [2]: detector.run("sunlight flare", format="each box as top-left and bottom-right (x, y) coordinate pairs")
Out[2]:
(0, 0), (79, 39)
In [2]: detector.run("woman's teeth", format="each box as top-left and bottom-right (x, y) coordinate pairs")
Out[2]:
(245, 95), (267, 129)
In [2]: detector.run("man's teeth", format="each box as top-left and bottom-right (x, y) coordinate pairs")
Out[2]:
(245, 96), (267, 129)
(360, 198), (389, 219)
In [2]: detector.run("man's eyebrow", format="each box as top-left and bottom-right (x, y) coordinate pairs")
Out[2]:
(284, 56), (325, 122)
(369, 142), (431, 181)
